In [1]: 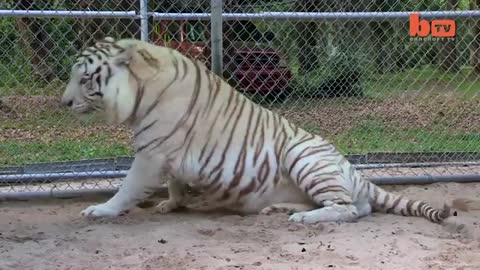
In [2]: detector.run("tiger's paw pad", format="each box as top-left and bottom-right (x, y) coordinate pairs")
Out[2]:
(289, 212), (323, 224)
(155, 200), (177, 214)
(260, 206), (293, 215)
(81, 204), (122, 218)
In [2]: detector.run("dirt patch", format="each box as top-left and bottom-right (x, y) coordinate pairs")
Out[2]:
(278, 94), (480, 135)
(1, 96), (62, 118)
(0, 99), (16, 117)
(1, 182), (480, 270)
(0, 125), (131, 144)
(0, 95), (133, 143)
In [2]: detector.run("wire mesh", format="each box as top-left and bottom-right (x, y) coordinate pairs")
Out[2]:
(219, 0), (480, 179)
(0, 0), (479, 197)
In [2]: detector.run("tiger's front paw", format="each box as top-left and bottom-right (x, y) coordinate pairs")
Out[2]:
(260, 206), (277, 215)
(155, 200), (178, 214)
(261, 203), (313, 216)
(288, 212), (308, 223)
(260, 205), (295, 215)
(81, 203), (122, 218)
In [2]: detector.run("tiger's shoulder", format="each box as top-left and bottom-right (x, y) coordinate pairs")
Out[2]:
(114, 38), (184, 61)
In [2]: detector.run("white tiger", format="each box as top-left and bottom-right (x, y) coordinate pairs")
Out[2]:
(61, 37), (454, 224)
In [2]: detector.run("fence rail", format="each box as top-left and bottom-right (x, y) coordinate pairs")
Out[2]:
(0, 10), (138, 18)
(150, 10), (480, 21)
(0, 0), (479, 199)
(3, 10), (480, 19)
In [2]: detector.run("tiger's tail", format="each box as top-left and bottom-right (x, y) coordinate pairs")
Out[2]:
(366, 182), (452, 223)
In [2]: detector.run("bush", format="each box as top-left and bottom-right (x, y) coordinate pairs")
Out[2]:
(293, 51), (364, 99)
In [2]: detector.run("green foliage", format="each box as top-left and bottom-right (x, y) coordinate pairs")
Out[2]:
(291, 51), (365, 98)
(247, 0), (477, 101)
(0, 17), (77, 92)
(45, 18), (78, 80)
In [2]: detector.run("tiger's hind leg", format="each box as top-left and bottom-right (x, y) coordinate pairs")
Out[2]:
(157, 181), (230, 213)
(285, 145), (362, 224)
(155, 178), (190, 214)
(260, 203), (315, 215)
(288, 200), (360, 224)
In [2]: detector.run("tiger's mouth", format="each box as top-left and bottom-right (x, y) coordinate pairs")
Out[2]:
(72, 103), (96, 114)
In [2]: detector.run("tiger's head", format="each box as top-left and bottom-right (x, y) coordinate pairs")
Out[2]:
(61, 37), (143, 124)
(63, 36), (202, 126)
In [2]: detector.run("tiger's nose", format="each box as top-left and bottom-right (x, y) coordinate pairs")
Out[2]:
(61, 98), (73, 107)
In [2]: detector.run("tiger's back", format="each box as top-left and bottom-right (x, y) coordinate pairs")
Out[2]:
(63, 37), (453, 224)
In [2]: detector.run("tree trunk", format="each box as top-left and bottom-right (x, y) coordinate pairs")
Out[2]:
(76, 1), (114, 46)
(294, 0), (322, 73)
(472, 0), (480, 74)
(439, 0), (459, 72)
(16, 0), (56, 83)
(369, 0), (397, 73)
(116, 0), (140, 39)
(370, 21), (395, 74)
(222, 0), (252, 81)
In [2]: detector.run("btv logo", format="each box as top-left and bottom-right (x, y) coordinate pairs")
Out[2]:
(409, 13), (456, 38)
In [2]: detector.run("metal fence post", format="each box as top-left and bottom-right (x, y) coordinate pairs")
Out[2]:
(210, 0), (223, 76)
(140, 0), (149, 41)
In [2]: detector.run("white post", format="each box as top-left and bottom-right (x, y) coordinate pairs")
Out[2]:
(140, 0), (149, 41)
(210, 0), (223, 76)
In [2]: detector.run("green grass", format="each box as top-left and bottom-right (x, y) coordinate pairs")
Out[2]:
(0, 134), (132, 166)
(336, 126), (480, 154)
(0, 111), (102, 129)
(2, 120), (478, 166)
(304, 120), (480, 154)
(364, 66), (480, 99)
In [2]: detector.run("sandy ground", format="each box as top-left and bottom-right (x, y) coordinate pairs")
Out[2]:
(1, 182), (480, 270)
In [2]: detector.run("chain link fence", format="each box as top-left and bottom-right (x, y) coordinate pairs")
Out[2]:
(0, 0), (479, 198)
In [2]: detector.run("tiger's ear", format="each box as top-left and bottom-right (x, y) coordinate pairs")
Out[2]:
(113, 45), (135, 67)
(103, 36), (115, 43)
(115, 45), (160, 81)
(93, 36), (116, 49)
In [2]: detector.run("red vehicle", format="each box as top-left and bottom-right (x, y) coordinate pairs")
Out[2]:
(152, 20), (292, 99)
